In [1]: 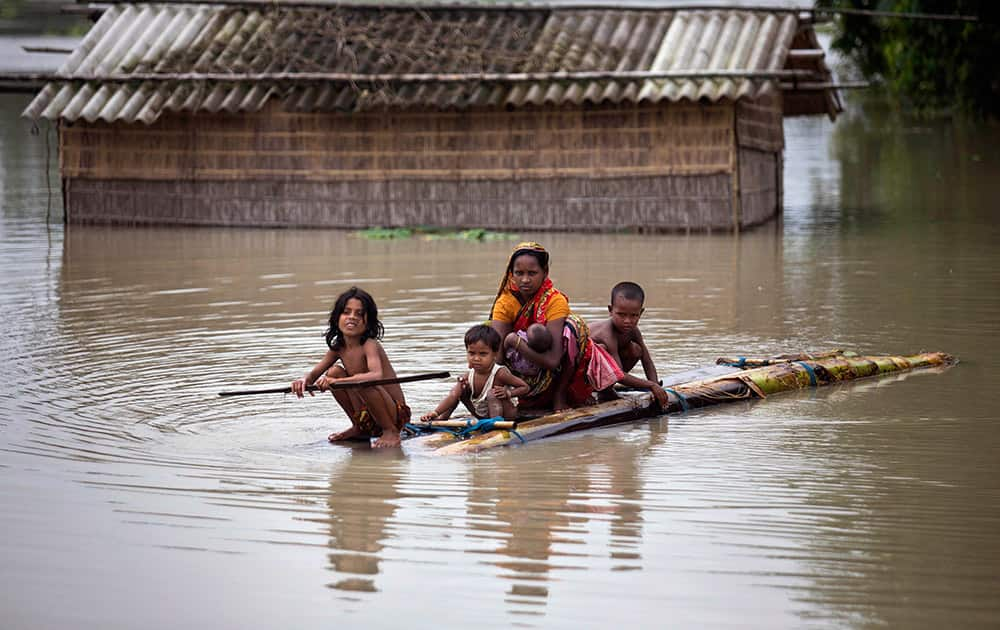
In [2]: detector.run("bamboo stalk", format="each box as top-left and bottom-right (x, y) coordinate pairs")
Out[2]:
(419, 352), (956, 454)
(780, 81), (872, 91)
(22, 46), (75, 54)
(218, 371), (449, 396)
(15, 69), (823, 84)
(77, 1), (981, 21)
(410, 419), (516, 429)
(715, 350), (846, 368)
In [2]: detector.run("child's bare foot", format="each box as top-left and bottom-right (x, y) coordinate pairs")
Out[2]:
(328, 426), (365, 442)
(372, 430), (401, 448)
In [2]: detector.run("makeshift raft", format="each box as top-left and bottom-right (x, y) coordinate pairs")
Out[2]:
(405, 351), (956, 454)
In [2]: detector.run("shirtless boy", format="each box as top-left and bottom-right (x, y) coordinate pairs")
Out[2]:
(590, 282), (669, 407)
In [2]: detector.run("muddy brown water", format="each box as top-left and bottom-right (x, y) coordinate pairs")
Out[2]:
(2, 92), (999, 629)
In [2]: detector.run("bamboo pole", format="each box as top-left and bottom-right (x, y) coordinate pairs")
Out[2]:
(779, 81), (872, 91)
(409, 419), (517, 429)
(218, 371), (450, 396)
(12, 69), (823, 84)
(75, 1), (981, 22)
(420, 352), (956, 454)
(730, 103), (742, 233)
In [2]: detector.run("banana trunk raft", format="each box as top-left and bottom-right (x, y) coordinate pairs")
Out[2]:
(405, 351), (956, 455)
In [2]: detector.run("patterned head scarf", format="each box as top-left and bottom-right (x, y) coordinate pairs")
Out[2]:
(494, 241), (549, 300)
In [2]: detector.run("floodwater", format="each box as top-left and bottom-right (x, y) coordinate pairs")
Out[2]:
(2, 91), (998, 629)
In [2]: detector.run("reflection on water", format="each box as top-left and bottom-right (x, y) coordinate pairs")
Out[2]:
(325, 449), (407, 594)
(2, 89), (1000, 629)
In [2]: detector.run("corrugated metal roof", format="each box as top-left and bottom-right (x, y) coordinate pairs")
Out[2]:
(23, 4), (838, 123)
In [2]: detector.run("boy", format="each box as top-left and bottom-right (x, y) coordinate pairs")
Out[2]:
(590, 282), (669, 408)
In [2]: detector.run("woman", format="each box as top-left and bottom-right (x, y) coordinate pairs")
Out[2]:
(489, 242), (622, 411)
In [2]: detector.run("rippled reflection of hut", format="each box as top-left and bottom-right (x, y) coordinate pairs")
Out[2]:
(23, 2), (840, 232)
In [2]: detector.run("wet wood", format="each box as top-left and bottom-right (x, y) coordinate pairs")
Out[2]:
(218, 371), (450, 397)
(409, 352), (956, 454)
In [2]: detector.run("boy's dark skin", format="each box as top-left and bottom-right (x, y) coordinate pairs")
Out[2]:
(590, 292), (669, 408)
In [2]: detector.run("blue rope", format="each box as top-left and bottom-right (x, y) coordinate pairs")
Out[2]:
(405, 416), (525, 443)
(665, 388), (690, 412)
(458, 417), (500, 437)
(718, 356), (748, 368)
(719, 357), (752, 370)
(794, 361), (818, 386)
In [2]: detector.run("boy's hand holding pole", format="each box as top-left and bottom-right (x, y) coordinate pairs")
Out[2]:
(649, 383), (670, 409)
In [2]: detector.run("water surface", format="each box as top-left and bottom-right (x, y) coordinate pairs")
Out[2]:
(2, 92), (999, 629)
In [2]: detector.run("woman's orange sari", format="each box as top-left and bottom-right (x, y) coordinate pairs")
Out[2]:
(490, 242), (603, 407)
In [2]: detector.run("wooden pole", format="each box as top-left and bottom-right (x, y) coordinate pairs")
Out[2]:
(218, 371), (450, 397)
(410, 419), (516, 430)
(74, 1), (980, 21)
(730, 103), (742, 234)
(4, 69), (822, 84)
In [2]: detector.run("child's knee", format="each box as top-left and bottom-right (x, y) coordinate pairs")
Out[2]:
(326, 365), (348, 378)
(624, 341), (643, 359)
(621, 341), (642, 368)
(486, 392), (515, 419)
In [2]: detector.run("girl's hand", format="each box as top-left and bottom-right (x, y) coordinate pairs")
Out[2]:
(314, 374), (334, 392)
(491, 385), (511, 400)
(291, 378), (310, 398)
(420, 411), (439, 422)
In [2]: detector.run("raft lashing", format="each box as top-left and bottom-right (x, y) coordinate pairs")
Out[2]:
(404, 351), (956, 454)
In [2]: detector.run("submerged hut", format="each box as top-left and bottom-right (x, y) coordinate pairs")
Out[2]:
(23, 2), (841, 232)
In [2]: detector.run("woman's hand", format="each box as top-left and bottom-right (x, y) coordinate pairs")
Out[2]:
(420, 410), (440, 422)
(503, 332), (520, 350)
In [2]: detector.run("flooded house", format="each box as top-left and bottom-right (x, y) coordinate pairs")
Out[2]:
(23, 2), (841, 232)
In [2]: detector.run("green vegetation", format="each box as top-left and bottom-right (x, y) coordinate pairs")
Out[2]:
(357, 227), (518, 241)
(819, 1), (998, 119)
(0, 0), (90, 35)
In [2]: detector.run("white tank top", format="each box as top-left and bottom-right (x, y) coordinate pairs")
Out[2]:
(468, 362), (504, 417)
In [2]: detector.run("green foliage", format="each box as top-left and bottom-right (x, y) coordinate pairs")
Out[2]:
(819, 0), (999, 119)
(0, 1), (22, 20)
(0, 0), (90, 35)
(357, 226), (517, 241)
(358, 227), (414, 239)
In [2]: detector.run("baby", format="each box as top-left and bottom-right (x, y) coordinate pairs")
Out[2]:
(504, 323), (553, 377)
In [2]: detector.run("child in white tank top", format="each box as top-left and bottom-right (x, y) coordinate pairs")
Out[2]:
(421, 325), (530, 421)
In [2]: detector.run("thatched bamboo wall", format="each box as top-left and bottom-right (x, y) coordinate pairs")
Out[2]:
(59, 98), (785, 231)
(735, 93), (784, 228)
